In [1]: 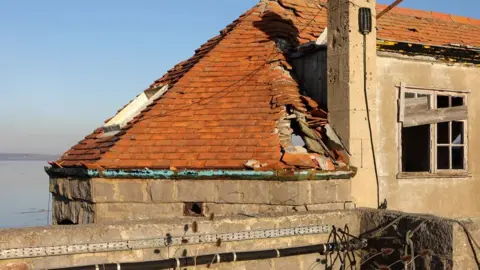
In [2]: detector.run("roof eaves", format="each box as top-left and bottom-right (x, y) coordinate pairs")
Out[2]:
(44, 166), (357, 181)
(377, 39), (480, 65)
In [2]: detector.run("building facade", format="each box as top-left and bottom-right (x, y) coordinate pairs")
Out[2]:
(46, 0), (480, 224)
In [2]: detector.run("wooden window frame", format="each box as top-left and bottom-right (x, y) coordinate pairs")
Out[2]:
(397, 83), (469, 178)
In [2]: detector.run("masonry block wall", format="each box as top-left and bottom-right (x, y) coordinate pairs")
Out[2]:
(49, 178), (353, 224)
(2, 210), (479, 269)
(0, 211), (360, 270)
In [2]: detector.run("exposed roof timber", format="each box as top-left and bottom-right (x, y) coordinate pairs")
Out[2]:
(377, 40), (480, 65)
(102, 84), (169, 133)
(377, 0), (404, 19)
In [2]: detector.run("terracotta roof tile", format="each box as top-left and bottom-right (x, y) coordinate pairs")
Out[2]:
(59, 0), (480, 170)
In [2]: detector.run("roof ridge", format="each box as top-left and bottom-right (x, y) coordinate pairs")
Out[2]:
(376, 3), (480, 26)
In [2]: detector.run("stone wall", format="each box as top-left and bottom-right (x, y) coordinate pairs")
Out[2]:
(50, 177), (353, 224)
(0, 211), (359, 270)
(1, 209), (479, 269)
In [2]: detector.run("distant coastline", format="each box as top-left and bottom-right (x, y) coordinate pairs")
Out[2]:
(0, 153), (59, 161)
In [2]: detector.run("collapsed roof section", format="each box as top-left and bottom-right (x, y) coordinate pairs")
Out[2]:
(56, 0), (480, 171)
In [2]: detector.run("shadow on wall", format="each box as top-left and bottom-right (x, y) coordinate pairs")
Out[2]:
(253, 10), (330, 110)
(57, 219), (77, 225)
(253, 10), (300, 52)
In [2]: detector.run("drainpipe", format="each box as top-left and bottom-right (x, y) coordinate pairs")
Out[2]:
(52, 240), (367, 270)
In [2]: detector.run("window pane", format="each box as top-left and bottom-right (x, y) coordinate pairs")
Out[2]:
(452, 96), (464, 107)
(452, 147), (464, 170)
(437, 146), (450, 169)
(402, 125), (430, 172)
(437, 95), (450, 108)
(437, 122), (449, 144)
(405, 92), (415, 98)
(452, 121), (464, 144)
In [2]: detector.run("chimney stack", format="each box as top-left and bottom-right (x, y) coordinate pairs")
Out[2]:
(327, 0), (378, 208)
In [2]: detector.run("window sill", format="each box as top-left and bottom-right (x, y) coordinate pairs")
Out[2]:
(397, 172), (472, 179)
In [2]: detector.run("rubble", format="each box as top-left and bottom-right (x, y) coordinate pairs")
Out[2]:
(244, 160), (268, 170)
(279, 93), (351, 171)
(281, 152), (318, 169)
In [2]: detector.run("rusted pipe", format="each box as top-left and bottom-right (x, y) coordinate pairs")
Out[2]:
(52, 240), (367, 270)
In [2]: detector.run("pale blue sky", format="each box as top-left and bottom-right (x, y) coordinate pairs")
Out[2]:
(0, 0), (478, 155)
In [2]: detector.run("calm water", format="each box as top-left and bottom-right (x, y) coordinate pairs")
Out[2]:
(0, 161), (51, 228)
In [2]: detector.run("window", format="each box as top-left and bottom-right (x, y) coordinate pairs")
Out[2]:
(398, 83), (468, 175)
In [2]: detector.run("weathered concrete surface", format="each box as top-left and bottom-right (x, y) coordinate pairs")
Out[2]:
(327, 0), (378, 209)
(375, 54), (480, 218)
(359, 209), (456, 269)
(0, 210), (359, 270)
(1, 209), (479, 269)
(453, 217), (480, 269)
(50, 178), (352, 224)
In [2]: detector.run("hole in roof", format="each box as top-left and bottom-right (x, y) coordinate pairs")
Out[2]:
(292, 134), (306, 147)
(407, 28), (419, 32)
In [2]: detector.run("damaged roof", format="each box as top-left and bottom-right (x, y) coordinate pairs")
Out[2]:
(57, 0), (480, 170)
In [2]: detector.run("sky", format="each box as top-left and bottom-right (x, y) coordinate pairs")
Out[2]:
(0, 0), (478, 155)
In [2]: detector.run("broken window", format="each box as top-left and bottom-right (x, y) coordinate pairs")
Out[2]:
(398, 84), (468, 173)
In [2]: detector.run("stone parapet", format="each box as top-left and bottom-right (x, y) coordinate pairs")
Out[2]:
(0, 211), (358, 270)
(50, 177), (352, 224)
(2, 210), (479, 269)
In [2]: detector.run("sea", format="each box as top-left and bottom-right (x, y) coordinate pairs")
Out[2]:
(0, 154), (57, 228)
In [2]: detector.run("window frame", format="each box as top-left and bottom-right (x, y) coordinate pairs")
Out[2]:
(397, 83), (469, 178)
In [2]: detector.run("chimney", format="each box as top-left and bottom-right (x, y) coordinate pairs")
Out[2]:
(327, 0), (378, 208)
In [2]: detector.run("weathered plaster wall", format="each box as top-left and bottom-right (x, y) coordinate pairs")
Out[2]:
(327, 0), (378, 209)
(50, 178), (353, 224)
(375, 53), (480, 218)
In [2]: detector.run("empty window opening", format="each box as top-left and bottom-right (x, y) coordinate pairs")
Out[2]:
(183, 202), (204, 216)
(402, 125), (430, 172)
(399, 85), (467, 174)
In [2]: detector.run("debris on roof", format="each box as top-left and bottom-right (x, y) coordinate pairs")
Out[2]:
(244, 159), (269, 170)
(56, 0), (480, 171)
